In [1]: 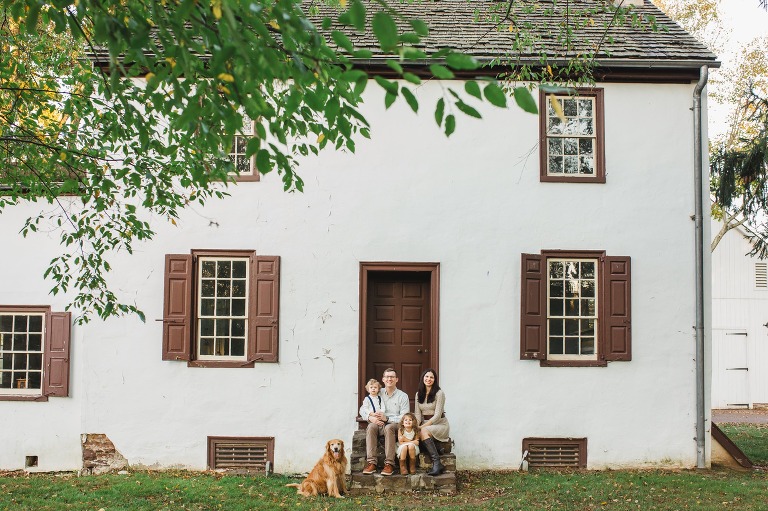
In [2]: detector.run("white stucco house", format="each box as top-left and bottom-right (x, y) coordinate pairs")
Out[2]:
(1, 0), (719, 473)
(712, 220), (768, 409)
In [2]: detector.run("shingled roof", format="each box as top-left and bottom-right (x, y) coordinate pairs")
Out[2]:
(313, 0), (718, 80)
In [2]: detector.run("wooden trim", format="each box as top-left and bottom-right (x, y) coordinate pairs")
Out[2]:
(358, 262), (440, 402)
(539, 88), (605, 184)
(0, 306), (52, 401)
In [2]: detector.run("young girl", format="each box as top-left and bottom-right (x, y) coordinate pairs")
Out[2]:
(396, 412), (420, 475)
(358, 378), (383, 422)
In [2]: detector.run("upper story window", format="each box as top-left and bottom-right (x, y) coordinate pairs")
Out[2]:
(520, 251), (630, 367)
(539, 89), (605, 183)
(228, 116), (259, 182)
(0, 306), (71, 401)
(162, 250), (279, 367)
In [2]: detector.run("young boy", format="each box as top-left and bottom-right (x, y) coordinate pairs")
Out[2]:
(359, 378), (383, 422)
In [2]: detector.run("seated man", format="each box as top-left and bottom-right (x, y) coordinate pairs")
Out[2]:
(361, 367), (409, 476)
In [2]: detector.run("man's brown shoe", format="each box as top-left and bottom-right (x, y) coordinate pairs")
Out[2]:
(362, 462), (377, 475)
(380, 463), (395, 476)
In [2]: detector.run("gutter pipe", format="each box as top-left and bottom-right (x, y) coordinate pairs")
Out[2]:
(693, 65), (708, 470)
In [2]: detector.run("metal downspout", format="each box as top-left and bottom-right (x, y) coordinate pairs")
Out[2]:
(693, 65), (708, 469)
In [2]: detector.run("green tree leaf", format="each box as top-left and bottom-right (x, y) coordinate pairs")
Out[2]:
(445, 114), (456, 136)
(514, 87), (538, 114)
(455, 101), (482, 119)
(429, 64), (455, 80)
(446, 52), (480, 70)
(372, 12), (398, 51)
(435, 97), (445, 126)
(401, 88), (419, 113)
(484, 83), (508, 108)
(465, 81), (482, 100)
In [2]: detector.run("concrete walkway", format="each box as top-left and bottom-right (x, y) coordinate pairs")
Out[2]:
(713, 407), (768, 425)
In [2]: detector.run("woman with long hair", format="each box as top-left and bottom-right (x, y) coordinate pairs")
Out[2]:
(414, 368), (450, 476)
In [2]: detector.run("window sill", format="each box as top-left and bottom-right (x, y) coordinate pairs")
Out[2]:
(540, 175), (606, 184)
(540, 359), (608, 367)
(188, 360), (257, 368)
(0, 394), (49, 402)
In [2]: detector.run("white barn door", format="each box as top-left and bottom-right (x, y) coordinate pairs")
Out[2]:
(712, 329), (751, 408)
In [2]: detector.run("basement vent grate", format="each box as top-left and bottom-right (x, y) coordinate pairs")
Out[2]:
(523, 438), (587, 469)
(207, 436), (274, 473)
(756, 263), (767, 289)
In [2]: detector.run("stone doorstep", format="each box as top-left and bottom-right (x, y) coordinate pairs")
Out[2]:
(347, 471), (457, 494)
(350, 453), (456, 473)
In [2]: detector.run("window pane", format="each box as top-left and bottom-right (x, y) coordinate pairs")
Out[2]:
(549, 262), (564, 279)
(200, 319), (215, 336)
(565, 319), (579, 336)
(237, 156), (251, 174)
(581, 280), (595, 297)
(201, 261), (216, 278)
(578, 99), (593, 117)
(215, 338), (229, 356)
(28, 334), (42, 351)
(217, 261), (231, 278)
(547, 117), (563, 134)
(582, 299), (596, 317)
(28, 316), (42, 332)
(1, 333), (11, 351)
(28, 371), (41, 389)
(564, 139), (578, 155)
(549, 280), (564, 297)
(548, 138), (563, 155)
(200, 338), (214, 355)
(563, 99), (577, 116)
(579, 156), (594, 175)
(581, 262), (595, 278)
(236, 135), (247, 154)
(565, 299), (579, 316)
(549, 337), (564, 354)
(28, 354), (42, 370)
(582, 338), (595, 355)
(0, 371), (10, 389)
(13, 334), (26, 351)
(216, 299), (230, 316)
(580, 319), (595, 335)
(564, 337), (579, 354)
(231, 338), (245, 357)
(217, 280), (231, 297)
(548, 155), (563, 174)
(232, 319), (245, 337)
(564, 280), (578, 298)
(232, 280), (246, 298)
(550, 299), (564, 316)
(581, 118), (594, 135)
(231, 299), (246, 317)
(13, 353), (26, 369)
(579, 138), (593, 156)
(232, 261), (247, 279)
(215, 319), (230, 336)
(549, 319), (563, 335)
(13, 316), (26, 332)
(564, 156), (578, 173)
(201, 280), (215, 298)
(201, 299), (215, 316)
(0, 315), (11, 332)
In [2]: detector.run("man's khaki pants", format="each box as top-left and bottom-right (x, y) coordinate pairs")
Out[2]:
(366, 422), (398, 466)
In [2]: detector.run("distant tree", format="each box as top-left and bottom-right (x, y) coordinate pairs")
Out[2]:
(0, 0), (645, 322)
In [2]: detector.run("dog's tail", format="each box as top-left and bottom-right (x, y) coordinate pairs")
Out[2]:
(285, 483), (301, 488)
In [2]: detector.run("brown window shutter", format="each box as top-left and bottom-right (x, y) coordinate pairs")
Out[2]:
(520, 253), (546, 360)
(602, 256), (631, 361)
(249, 255), (280, 363)
(43, 311), (71, 397)
(163, 254), (193, 361)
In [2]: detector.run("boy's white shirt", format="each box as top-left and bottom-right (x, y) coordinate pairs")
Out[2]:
(359, 393), (383, 421)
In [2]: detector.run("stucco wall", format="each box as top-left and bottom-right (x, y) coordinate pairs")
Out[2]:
(0, 80), (708, 472)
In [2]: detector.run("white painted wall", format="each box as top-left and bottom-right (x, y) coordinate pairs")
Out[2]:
(0, 80), (709, 472)
(711, 221), (768, 408)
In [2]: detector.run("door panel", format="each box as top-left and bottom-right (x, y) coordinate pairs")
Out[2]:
(712, 329), (751, 408)
(365, 271), (431, 407)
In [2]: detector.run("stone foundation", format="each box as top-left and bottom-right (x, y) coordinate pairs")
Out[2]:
(81, 434), (128, 475)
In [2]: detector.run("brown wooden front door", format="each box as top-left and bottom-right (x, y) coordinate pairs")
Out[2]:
(360, 264), (439, 408)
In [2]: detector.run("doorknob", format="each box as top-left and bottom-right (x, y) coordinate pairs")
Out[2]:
(417, 349), (429, 354)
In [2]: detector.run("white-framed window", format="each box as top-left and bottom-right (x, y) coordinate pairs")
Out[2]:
(0, 312), (45, 394)
(547, 258), (598, 361)
(228, 116), (259, 181)
(197, 257), (250, 361)
(0, 306), (71, 400)
(539, 89), (605, 183)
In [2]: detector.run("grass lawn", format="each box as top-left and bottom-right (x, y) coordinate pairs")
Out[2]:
(0, 469), (766, 511)
(718, 423), (768, 466)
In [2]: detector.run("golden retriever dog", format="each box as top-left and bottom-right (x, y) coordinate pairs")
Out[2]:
(286, 439), (348, 498)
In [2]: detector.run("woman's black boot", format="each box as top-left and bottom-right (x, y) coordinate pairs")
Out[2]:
(423, 437), (445, 476)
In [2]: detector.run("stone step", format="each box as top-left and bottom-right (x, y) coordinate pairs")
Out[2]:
(348, 471), (456, 494)
(350, 429), (455, 473)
